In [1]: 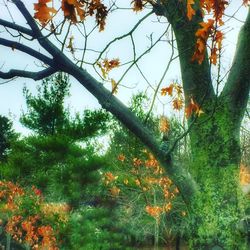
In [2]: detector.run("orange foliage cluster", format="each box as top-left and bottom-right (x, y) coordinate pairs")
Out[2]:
(117, 154), (126, 162)
(159, 116), (170, 133)
(103, 58), (120, 74)
(161, 83), (184, 111)
(5, 215), (58, 250)
(161, 83), (203, 118)
(192, 19), (223, 65)
(192, 19), (215, 64)
(97, 58), (120, 79)
(145, 205), (162, 218)
(0, 181), (69, 249)
(96, 58), (120, 93)
(104, 151), (184, 220)
(104, 171), (118, 185)
(0, 181), (25, 212)
(103, 172), (120, 196)
(189, 0), (234, 65)
(131, 0), (247, 65)
(34, 0), (108, 31)
(62, 0), (85, 23)
(185, 97), (204, 118)
(132, 0), (144, 12)
(41, 203), (70, 223)
(34, 0), (57, 26)
(145, 202), (172, 218)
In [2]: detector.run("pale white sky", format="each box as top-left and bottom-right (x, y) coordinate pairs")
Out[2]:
(0, 0), (248, 134)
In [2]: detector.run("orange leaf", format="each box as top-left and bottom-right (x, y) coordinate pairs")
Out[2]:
(172, 98), (184, 110)
(118, 154), (125, 161)
(61, 0), (85, 23)
(187, 0), (195, 20)
(132, 0), (144, 12)
(34, 0), (56, 26)
(174, 84), (183, 95)
(196, 38), (206, 53)
(185, 98), (204, 118)
(145, 205), (162, 218)
(133, 158), (142, 166)
(88, 0), (108, 31)
(110, 186), (120, 196)
(104, 172), (118, 185)
(159, 116), (170, 133)
(103, 58), (120, 71)
(195, 20), (214, 40)
(161, 84), (174, 96)
(210, 48), (217, 65)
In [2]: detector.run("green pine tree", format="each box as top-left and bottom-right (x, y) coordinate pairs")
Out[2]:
(0, 115), (17, 162)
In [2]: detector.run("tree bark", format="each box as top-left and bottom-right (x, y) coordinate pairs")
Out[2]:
(152, 1), (250, 249)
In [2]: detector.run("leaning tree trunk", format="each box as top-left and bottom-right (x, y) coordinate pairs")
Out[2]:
(153, 0), (250, 249)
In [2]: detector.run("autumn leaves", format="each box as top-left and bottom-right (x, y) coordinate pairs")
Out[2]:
(103, 152), (182, 220)
(188, 0), (229, 65)
(161, 82), (203, 119)
(34, 0), (57, 26)
(34, 0), (107, 31)
(0, 181), (64, 249)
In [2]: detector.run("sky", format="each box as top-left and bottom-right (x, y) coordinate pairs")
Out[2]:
(0, 0), (248, 134)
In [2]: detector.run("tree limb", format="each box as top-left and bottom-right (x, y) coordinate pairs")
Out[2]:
(0, 67), (57, 81)
(13, 0), (62, 58)
(0, 19), (33, 37)
(0, 0), (199, 204)
(221, 7), (250, 123)
(0, 38), (55, 66)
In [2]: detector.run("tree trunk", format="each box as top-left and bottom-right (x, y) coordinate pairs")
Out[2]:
(152, 1), (250, 248)
(187, 100), (246, 249)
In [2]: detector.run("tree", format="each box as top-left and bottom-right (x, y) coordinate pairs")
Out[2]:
(0, 115), (16, 162)
(2, 73), (110, 206)
(104, 94), (188, 248)
(0, 74), (129, 249)
(0, 0), (249, 248)
(20, 73), (110, 139)
(20, 73), (70, 136)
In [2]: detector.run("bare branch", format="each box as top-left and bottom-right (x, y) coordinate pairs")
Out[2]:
(145, 27), (176, 123)
(95, 11), (154, 63)
(0, 67), (57, 81)
(0, 38), (55, 66)
(0, 19), (33, 37)
(221, 8), (250, 121)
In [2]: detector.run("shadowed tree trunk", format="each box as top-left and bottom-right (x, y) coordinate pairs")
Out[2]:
(153, 0), (250, 248)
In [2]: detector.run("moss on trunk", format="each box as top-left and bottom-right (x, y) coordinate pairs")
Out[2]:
(187, 102), (246, 249)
